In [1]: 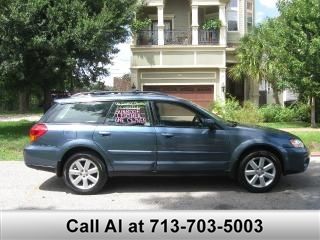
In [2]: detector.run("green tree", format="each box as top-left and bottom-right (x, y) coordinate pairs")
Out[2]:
(231, 0), (320, 128)
(229, 28), (264, 103)
(230, 19), (286, 105)
(0, 0), (137, 112)
(277, 0), (320, 128)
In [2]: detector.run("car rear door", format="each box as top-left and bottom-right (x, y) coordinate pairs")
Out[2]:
(152, 101), (230, 172)
(93, 100), (157, 172)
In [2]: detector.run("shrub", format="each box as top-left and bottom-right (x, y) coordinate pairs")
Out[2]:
(211, 99), (310, 124)
(259, 103), (310, 122)
(293, 103), (311, 122)
(211, 98), (263, 124)
(258, 104), (282, 122)
(234, 101), (264, 124)
(212, 97), (240, 121)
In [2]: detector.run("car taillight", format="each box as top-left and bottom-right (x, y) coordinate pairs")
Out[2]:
(29, 123), (48, 142)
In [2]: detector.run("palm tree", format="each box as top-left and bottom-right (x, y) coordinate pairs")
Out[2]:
(230, 19), (284, 105)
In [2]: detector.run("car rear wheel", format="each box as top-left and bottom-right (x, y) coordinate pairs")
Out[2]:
(63, 152), (107, 194)
(238, 151), (281, 193)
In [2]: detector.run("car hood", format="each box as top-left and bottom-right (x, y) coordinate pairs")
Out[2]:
(232, 123), (297, 139)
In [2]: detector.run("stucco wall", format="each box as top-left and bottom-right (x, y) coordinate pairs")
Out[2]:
(164, 0), (191, 29)
(132, 47), (226, 68)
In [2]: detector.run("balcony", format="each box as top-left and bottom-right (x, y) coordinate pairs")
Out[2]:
(199, 30), (220, 45)
(164, 29), (192, 45)
(136, 30), (158, 46)
(136, 29), (220, 46)
(133, 0), (227, 47)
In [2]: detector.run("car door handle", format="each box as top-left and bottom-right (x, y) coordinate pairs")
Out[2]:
(161, 133), (174, 138)
(98, 131), (111, 136)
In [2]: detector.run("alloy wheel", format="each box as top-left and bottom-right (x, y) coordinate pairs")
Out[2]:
(244, 157), (276, 188)
(68, 158), (100, 190)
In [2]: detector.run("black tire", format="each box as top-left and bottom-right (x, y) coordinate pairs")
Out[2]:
(238, 151), (281, 193)
(63, 151), (107, 194)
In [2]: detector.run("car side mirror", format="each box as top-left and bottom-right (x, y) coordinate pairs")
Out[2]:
(203, 119), (216, 130)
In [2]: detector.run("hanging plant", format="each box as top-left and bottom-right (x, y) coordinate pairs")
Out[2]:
(131, 18), (152, 33)
(202, 19), (222, 31)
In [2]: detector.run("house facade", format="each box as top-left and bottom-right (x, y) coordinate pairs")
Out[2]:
(259, 80), (298, 106)
(130, 0), (257, 108)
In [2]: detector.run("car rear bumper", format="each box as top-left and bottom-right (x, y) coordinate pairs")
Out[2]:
(283, 147), (310, 175)
(24, 145), (59, 174)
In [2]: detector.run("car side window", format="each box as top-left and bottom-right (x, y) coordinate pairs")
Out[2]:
(106, 101), (152, 127)
(46, 102), (112, 124)
(154, 102), (203, 128)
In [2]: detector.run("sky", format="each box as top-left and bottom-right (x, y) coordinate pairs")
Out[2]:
(256, 0), (279, 23)
(104, 0), (279, 86)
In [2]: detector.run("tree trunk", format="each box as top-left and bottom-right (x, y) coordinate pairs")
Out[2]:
(18, 91), (29, 113)
(271, 84), (281, 105)
(273, 90), (281, 105)
(43, 88), (52, 113)
(311, 96), (317, 128)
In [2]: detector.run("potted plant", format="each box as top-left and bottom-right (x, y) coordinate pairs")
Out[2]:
(202, 19), (222, 43)
(202, 19), (222, 31)
(132, 18), (152, 33)
(131, 18), (152, 45)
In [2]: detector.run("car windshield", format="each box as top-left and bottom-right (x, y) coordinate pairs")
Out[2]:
(191, 102), (238, 127)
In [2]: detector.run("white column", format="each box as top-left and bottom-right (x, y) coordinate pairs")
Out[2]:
(130, 69), (139, 90)
(191, 5), (199, 45)
(219, 5), (227, 46)
(219, 68), (226, 101)
(157, 5), (164, 45)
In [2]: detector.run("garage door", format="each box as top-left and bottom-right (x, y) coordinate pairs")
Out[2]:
(143, 85), (214, 108)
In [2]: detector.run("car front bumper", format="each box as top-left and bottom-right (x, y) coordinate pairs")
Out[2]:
(283, 147), (310, 175)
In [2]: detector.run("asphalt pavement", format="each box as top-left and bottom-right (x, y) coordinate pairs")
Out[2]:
(1, 157), (319, 210)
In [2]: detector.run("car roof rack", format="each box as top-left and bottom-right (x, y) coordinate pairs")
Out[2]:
(71, 90), (168, 98)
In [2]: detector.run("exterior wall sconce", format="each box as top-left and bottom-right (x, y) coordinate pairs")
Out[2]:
(131, 83), (136, 90)
(221, 83), (226, 93)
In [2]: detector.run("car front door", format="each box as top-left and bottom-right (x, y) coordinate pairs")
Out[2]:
(93, 100), (156, 172)
(152, 101), (230, 173)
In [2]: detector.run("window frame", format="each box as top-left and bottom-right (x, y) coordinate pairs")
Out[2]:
(228, 0), (238, 9)
(247, 13), (253, 32)
(247, 1), (253, 11)
(246, 0), (254, 32)
(227, 0), (239, 32)
(44, 101), (113, 125)
(150, 100), (207, 129)
(104, 100), (154, 127)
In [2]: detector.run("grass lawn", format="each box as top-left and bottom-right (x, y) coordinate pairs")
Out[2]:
(259, 122), (310, 129)
(288, 132), (320, 152)
(259, 122), (320, 151)
(0, 121), (34, 161)
(0, 109), (42, 115)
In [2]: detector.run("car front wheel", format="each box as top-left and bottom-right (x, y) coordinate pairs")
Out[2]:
(63, 152), (107, 194)
(238, 151), (281, 193)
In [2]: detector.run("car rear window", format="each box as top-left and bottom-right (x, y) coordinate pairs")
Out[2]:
(45, 102), (112, 124)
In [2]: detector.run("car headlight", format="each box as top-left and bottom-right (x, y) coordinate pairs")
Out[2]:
(290, 139), (304, 148)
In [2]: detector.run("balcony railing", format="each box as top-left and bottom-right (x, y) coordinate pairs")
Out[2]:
(164, 29), (192, 45)
(136, 30), (158, 46)
(135, 29), (220, 46)
(199, 30), (220, 45)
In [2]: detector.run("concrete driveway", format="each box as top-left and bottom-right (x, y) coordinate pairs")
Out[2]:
(1, 158), (319, 210)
